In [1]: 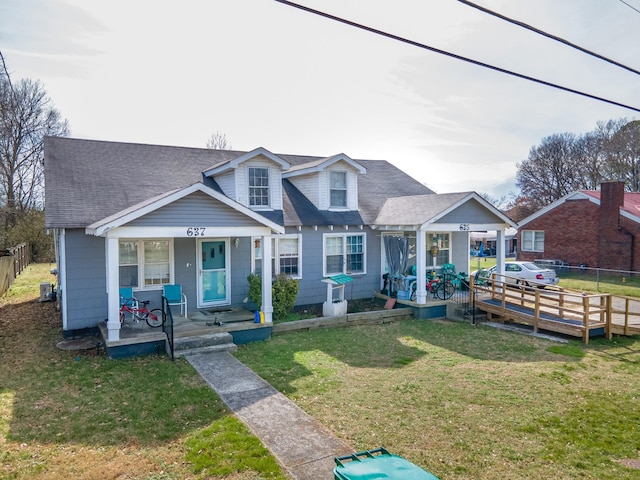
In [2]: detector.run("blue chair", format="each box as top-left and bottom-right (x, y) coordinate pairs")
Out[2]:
(163, 284), (187, 318)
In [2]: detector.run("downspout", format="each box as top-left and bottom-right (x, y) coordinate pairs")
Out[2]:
(619, 226), (635, 271)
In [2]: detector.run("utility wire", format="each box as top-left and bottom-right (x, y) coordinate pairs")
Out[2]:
(457, 0), (640, 76)
(618, 0), (640, 15)
(273, 0), (640, 114)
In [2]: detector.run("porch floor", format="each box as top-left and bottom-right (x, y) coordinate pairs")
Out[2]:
(99, 307), (259, 349)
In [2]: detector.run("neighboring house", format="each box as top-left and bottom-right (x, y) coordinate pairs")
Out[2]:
(517, 180), (640, 271)
(470, 227), (518, 257)
(44, 137), (516, 342)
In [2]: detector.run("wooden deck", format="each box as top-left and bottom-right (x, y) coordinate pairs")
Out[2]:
(471, 274), (623, 344)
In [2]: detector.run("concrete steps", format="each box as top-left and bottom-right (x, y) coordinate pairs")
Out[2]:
(172, 332), (237, 358)
(446, 302), (487, 323)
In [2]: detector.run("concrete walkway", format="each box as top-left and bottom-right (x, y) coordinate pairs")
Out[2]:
(186, 351), (353, 480)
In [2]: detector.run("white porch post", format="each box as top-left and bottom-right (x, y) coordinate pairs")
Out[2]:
(106, 237), (121, 341)
(496, 229), (505, 277)
(261, 234), (274, 323)
(415, 230), (427, 304)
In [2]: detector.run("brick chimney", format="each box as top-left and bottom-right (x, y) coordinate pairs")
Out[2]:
(598, 180), (631, 270)
(599, 180), (624, 230)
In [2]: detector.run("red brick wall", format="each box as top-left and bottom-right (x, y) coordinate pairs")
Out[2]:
(517, 199), (600, 266)
(518, 183), (640, 271)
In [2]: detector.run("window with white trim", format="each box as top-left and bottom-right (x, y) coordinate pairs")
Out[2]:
(428, 233), (450, 267)
(248, 167), (270, 207)
(119, 239), (172, 289)
(522, 230), (544, 252)
(324, 233), (365, 276)
(329, 171), (347, 208)
(252, 235), (302, 279)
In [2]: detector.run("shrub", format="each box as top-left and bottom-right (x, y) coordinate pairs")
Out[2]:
(246, 273), (299, 321)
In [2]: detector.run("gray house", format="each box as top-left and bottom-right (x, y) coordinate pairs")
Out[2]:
(44, 137), (516, 344)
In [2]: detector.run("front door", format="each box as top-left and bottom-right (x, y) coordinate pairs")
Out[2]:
(198, 239), (229, 307)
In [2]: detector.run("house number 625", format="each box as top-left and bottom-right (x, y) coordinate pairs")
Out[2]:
(186, 227), (206, 237)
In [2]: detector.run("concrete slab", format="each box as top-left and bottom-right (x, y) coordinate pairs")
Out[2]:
(186, 351), (353, 480)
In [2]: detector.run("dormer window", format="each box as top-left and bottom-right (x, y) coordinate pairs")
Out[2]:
(249, 167), (270, 207)
(330, 171), (347, 208)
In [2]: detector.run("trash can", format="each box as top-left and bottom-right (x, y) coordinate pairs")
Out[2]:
(334, 447), (440, 480)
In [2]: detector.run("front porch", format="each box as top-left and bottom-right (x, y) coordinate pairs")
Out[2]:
(99, 307), (270, 359)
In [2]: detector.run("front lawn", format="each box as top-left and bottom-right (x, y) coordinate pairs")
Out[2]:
(236, 320), (640, 479)
(0, 264), (287, 480)
(4, 263), (640, 479)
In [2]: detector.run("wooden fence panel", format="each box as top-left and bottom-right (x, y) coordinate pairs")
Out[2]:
(0, 256), (14, 298)
(0, 243), (31, 298)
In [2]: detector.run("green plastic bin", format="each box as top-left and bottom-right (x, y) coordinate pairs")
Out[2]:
(333, 447), (440, 480)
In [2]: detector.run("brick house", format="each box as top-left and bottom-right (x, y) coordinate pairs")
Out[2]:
(517, 181), (640, 271)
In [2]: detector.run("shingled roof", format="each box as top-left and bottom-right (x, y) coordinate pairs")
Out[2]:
(44, 137), (435, 229)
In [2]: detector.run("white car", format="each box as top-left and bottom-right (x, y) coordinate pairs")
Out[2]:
(474, 261), (559, 288)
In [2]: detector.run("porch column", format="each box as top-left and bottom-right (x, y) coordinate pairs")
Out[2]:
(496, 229), (505, 277)
(415, 230), (427, 304)
(106, 237), (121, 341)
(261, 234), (274, 323)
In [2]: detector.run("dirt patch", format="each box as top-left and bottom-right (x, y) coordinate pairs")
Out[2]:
(618, 458), (640, 469)
(292, 297), (387, 318)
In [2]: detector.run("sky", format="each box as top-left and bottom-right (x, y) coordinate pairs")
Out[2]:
(1, 0), (639, 200)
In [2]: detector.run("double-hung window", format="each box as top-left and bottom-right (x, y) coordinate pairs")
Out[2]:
(253, 235), (301, 279)
(249, 167), (270, 207)
(119, 239), (172, 289)
(324, 233), (365, 276)
(522, 230), (544, 252)
(329, 171), (347, 208)
(429, 233), (450, 267)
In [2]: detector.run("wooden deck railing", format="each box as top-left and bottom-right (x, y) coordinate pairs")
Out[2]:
(471, 273), (611, 344)
(608, 295), (640, 336)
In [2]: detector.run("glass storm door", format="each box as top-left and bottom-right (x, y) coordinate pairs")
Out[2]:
(198, 239), (229, 306)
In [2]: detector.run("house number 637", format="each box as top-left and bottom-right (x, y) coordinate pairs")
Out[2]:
(186, 227), (206, 237)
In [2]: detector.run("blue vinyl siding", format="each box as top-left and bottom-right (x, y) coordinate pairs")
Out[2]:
(64, 230), (107, 331)
(289, 226), (381, 306)
(438, 198), (503, 224)
(128, 191), (261, 227)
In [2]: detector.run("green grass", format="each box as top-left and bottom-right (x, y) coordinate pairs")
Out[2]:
(5, 263), (640, 479)
(558, 272), (640, 296)
(0, 264), (287, 480)
(236, 322), (640, 480)
(469, 256), (640, 296)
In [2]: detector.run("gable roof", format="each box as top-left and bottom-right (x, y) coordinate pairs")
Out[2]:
(44, 137), (436, 229)
(282, 153), (366, 177)
(203, 147), (291, 176)
(519, 190), (640, 227)
(373, 192), (516, 230)
(85, 183), (285, 236)
(581, 190), (640, 220)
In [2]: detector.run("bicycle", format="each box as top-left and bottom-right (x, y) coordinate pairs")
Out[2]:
(119, 297), (164, 327)
(410, 275), (455, 301)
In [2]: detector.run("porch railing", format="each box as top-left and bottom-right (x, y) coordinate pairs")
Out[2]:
(161, 295), (175, 360)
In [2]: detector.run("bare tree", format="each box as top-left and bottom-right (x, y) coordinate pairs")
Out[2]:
(603, 119), (640, 191)
(0, 52), (68, 238)
(516, 132), (587, 208)
(205, 131), (232, 150)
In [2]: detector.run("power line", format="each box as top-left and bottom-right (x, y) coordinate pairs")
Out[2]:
(457, 0), (640, 76)
(273, 0), (640, 114)
(618, 0), (640, 15)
